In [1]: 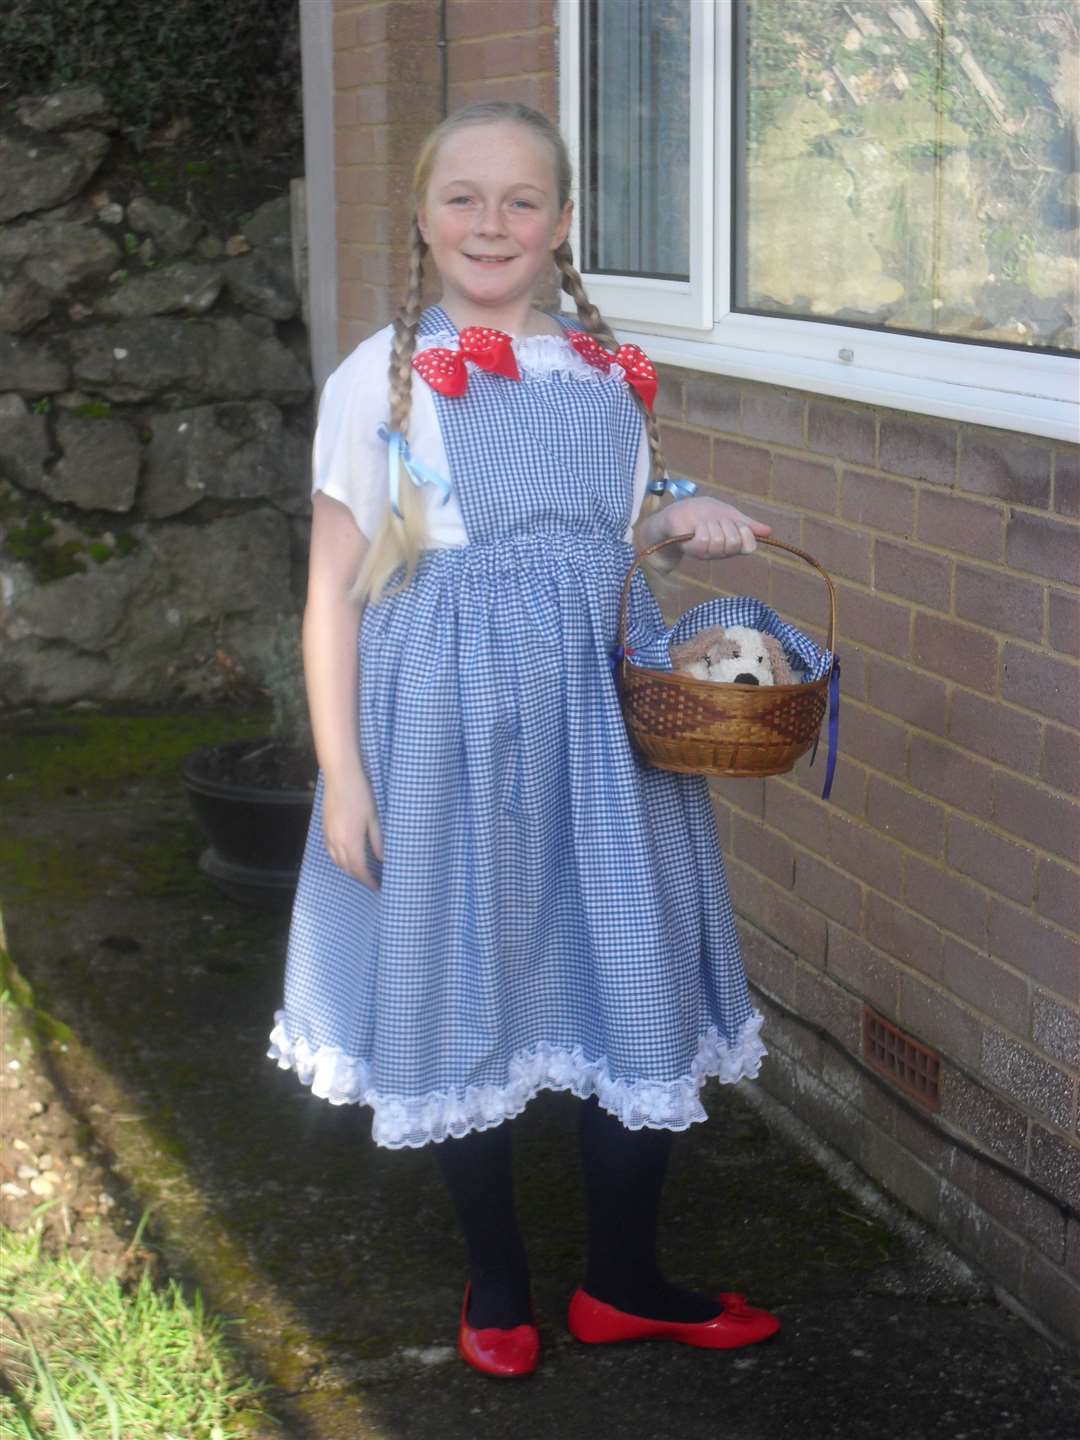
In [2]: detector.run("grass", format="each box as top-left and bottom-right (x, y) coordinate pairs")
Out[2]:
(0, 1218), (266, 1439)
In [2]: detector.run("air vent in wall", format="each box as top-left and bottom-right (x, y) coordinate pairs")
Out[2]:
(863, 1008), (942, 1110)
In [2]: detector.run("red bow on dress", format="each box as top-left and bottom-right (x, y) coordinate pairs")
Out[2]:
(566, 331), (659, 411)
(412, 327), (521, 397)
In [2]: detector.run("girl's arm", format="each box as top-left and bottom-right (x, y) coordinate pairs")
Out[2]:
(303, 492), (383, 889)
(636, 495), (771, 574)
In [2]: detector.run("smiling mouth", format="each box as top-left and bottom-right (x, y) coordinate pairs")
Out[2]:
(464, 254), (514, 264)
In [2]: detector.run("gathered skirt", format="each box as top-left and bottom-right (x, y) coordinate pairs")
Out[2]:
(270, 529), (764, 1147)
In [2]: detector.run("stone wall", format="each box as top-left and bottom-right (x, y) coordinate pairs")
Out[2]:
(0, 87), (312, 707)
(326, 0), (1080, 1350)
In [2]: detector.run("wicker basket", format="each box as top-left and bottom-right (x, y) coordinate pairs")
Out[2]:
(617, 534), (837, 778)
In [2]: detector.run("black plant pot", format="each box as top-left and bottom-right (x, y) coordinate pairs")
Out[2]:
(182, 741), (315, 908)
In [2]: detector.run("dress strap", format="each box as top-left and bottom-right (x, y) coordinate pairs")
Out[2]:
(551, 310), (585, 336)
(417, 304), (457, 338)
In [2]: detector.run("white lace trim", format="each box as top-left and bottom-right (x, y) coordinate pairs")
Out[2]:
(415, 330), (626, 387)
(267, 1011), (766, 1149)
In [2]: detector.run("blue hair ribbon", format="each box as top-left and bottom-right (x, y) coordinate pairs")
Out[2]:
(647, 476), (698, 499)
(378, 425), (452, 519)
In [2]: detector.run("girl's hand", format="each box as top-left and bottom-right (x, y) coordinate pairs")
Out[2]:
(322, 769), (383, 890)
(662, 496), (771, 559)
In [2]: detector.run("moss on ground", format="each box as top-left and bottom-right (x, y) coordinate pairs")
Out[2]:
(119, 821), (213, 899)
(0, 813), (209, 903)
(0, 708), (270, 803)
(0, 829), (106, 900)
(0, 937), (74, 1049)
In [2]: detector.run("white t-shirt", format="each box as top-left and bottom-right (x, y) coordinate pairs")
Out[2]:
(311, 324), (652, 546)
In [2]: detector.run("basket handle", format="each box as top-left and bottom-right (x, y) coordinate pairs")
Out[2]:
(617, 533), (837, 656)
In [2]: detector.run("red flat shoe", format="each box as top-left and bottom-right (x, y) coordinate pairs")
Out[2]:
(458, 1285), (540, 1378)
(567, 1288), (781, 1350)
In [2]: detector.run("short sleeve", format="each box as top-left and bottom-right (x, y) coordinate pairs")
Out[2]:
(311, 327), (395, 541)
(311, 325), (465, 547)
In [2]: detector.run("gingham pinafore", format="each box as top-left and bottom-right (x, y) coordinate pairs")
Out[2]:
(270, 306), (765, 1148)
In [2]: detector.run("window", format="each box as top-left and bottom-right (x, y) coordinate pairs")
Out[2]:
(561, 0), (1079, 440)
(573, 0), (714, 327)
(582, 0), (692, 280)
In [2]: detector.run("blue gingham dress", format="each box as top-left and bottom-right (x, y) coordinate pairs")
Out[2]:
(270, 306), (765, 1148)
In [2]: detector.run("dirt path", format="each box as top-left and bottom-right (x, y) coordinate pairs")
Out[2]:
(1, 966), (137, 1281)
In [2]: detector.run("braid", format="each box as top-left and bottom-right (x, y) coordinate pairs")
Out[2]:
(554, 241), (618, 348)
(388, 219), (426, 432)
(355, 220), (429, 604)
(554, 241), (666, 518)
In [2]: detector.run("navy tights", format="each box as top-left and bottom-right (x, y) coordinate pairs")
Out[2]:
(434, 1121), (530, 1330)
(435, 1099), (721, 1329)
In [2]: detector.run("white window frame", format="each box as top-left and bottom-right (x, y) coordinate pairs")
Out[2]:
(559, 0), (1079, 443)
(565, 0), (713, 329)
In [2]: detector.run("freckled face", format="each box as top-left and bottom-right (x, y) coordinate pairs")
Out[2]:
(417, 121), (573, 323)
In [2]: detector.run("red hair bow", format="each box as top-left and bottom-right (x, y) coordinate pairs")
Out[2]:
(412, 326), (521, 397)
(567, 331), (658, 411)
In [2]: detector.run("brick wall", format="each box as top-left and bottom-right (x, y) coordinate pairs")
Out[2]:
(656, 375), (1080, 1347)
(327, 0), (1080, 1349)
(445, 0), (556, 113)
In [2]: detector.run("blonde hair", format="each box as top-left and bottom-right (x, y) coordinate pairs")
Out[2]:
(355, 101), (668, 605)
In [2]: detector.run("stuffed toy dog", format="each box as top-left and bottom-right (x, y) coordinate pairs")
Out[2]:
(670, 624), (796, 686)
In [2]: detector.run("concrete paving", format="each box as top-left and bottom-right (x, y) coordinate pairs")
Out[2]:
(2, 708), (1078, 1439)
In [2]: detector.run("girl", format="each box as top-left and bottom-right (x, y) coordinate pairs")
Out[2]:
(270, 102), (781, 1377)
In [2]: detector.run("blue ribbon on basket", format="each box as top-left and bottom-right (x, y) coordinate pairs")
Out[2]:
(378, 425), (452, 519)
(647, 476), (698, 499)
(817, 657), (841, 802)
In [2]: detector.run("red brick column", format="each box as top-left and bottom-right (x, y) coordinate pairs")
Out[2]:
(446, 0), (557, 114)
(332, 0), (443, 354)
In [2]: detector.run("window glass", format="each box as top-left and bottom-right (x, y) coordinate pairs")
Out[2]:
(582, 0), (692, 280)
(734, 0), (1079, 353)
